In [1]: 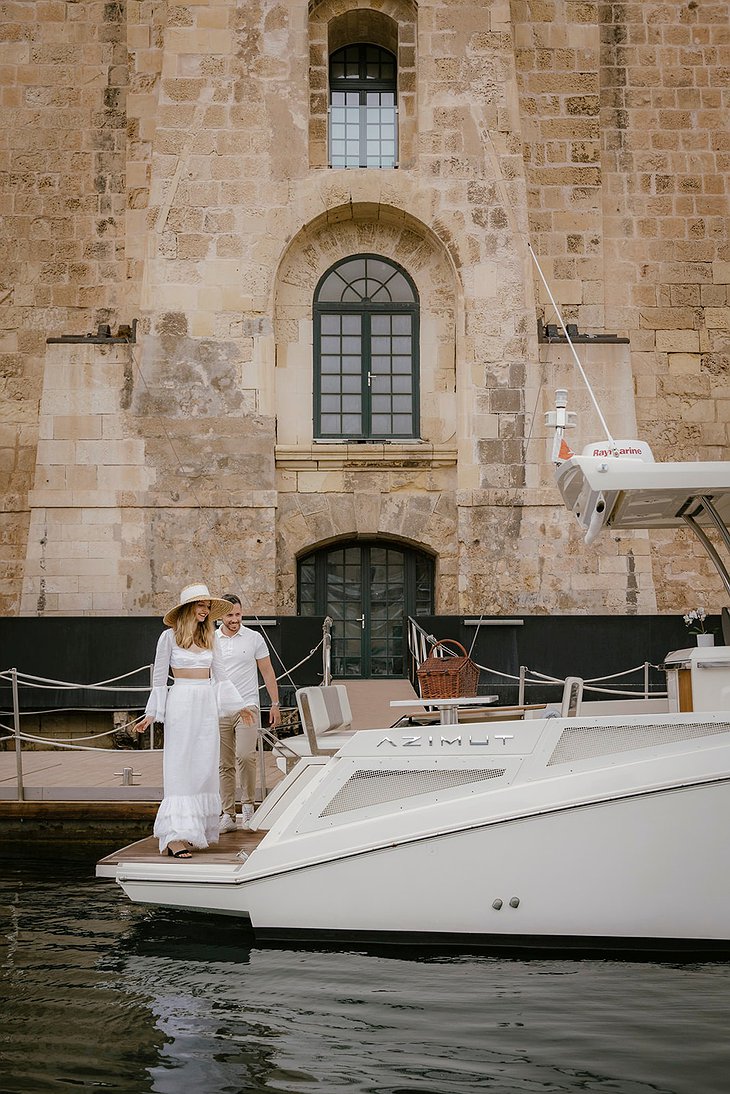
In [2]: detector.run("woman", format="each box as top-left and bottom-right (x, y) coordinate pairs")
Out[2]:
(137, 583), (256, 859)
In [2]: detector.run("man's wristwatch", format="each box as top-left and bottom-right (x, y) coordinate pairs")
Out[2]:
(270, 701), (280, 707)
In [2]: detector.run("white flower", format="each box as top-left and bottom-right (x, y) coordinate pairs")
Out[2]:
(684, 607), (708, 634)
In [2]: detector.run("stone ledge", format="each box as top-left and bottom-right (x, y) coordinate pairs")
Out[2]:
(275, 442), (458, 471)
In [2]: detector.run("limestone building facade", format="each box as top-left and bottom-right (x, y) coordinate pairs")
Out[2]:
(1, 0), (729, 673)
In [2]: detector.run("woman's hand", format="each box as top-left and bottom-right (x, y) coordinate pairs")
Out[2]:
(135, 716), (155, 734)
(239, 707), (257, 726)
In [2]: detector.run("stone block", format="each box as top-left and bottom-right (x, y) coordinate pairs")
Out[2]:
(655, 329), (700, 352)
(705, 308), (730, 329)
(667, 353), (701, 374)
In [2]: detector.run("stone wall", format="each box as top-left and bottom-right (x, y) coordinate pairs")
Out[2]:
(1, 0), (728, 622)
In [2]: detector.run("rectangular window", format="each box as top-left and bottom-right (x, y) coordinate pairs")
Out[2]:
(329, 94), (397, 169)
(317, 314), (363, 436)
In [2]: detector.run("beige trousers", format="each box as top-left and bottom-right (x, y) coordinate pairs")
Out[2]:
(219, 708), (260, 817)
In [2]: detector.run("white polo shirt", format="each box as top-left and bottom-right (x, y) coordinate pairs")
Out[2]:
(215, 624), (269, 707)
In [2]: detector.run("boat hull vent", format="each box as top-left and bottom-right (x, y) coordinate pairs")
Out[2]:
(319, 767), (506, 817)
(547, 720), (730, 767)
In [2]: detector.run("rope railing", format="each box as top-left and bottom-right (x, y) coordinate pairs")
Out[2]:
(0, 624), (330, 802)
(0, 714), (147, 742)
(0, 667), (152, 690)
(406, 617), (668, 701)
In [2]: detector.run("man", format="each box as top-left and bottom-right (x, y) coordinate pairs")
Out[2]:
(216, 593), (281, 832)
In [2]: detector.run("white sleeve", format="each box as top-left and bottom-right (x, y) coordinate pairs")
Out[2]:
(254, 631), (269, 660)
(144, 630), (172, 723)
(211, 641), (246, 715)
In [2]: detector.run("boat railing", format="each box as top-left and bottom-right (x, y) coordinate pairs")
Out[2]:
(0, 620), (332, 802)
(406, 617), (667, 705)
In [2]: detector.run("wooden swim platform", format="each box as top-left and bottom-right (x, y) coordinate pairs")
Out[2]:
(96, 826), (267, 877)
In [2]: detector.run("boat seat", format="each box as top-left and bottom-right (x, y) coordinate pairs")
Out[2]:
(294, 685), (353, 757)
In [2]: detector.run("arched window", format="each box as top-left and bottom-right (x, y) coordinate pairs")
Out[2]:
(314, 254), (419, 440)
(329, 43), (397, 168)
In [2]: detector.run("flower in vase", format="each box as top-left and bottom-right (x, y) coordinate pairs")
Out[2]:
(683, 608), (709, 635)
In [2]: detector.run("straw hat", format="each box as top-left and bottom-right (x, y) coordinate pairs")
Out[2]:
(163, 583), (231, 627)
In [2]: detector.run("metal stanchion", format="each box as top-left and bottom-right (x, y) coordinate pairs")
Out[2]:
(257, 722), (267, 800)
(518, 665), (526, 707)
(148, 663), (155, 749)
(323, 616), (333, 685)
(11, 668), (24, 802)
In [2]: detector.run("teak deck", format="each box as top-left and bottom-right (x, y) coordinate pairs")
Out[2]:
(96, 827), (268, 876)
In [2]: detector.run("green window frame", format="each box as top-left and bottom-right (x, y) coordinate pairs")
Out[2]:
(313, 254), (420, 441)
(329, 43), (397, 169)
(298, 540), (434, 677)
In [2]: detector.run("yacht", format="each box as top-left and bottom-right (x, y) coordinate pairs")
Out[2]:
(97, 442), (730, 954)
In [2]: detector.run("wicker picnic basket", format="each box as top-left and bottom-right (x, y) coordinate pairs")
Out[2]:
(417, 639), (480, 699)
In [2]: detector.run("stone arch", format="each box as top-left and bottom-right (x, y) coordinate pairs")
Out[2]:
(273, 201), (459, 450)
(308, 0), (417, 168)
(273, 201), (460, 618)
(277, 492), (457, 615)
(294, 528), (439, 562)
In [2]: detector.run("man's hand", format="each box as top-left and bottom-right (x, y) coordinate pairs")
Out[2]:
(268, 704), (282, 729)
(136, 716), (154, 734)
(239, 707), (257, 726)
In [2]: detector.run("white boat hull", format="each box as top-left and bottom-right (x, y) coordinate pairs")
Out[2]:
(114, 712), (730, 953)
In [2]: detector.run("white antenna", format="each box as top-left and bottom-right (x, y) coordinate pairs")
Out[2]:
(528, 243), (617, 451)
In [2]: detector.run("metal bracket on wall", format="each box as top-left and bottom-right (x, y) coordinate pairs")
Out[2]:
(46, 319), (137, 345)
(537, 318), (629, 345)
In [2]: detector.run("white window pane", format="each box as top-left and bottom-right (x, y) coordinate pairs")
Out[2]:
(321, 396), (341, 411)
(393, 415), (413, 433)
(342, 414), (362, 432)
(393, 375), (411, 393)
(387, 274), (414, 302)
(320, 415), (341, 433)
(342, 374), (361, 393)
(321, 375), (342, 393)
(320, 356), (341, 373)
(371, 414), (391, 433)
(342, 355), (361, 372)
(393, 396), (412, 412)
(342, 395), (361, 412)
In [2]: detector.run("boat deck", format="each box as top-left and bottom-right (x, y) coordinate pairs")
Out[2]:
(96, 826), (267, 877)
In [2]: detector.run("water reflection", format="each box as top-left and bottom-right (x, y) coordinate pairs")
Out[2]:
(1, 845), (729, 1094)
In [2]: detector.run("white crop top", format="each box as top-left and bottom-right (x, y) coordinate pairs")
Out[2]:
(144, 628), (245, 724)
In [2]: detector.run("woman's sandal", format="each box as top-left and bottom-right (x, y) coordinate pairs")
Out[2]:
(166, 844), (192, 859)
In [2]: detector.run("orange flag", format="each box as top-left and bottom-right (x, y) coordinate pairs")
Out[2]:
(558, 438), (574, 461)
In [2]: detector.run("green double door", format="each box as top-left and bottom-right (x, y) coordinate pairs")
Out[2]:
(299, 541), (434, 677)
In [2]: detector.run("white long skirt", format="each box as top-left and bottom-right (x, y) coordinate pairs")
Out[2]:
(153, 679), (221, 853)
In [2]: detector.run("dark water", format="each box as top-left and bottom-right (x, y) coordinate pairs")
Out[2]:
(1, 845), (729, 1094)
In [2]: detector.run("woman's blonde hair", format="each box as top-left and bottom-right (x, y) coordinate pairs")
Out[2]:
(174, 602), (214, 650)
